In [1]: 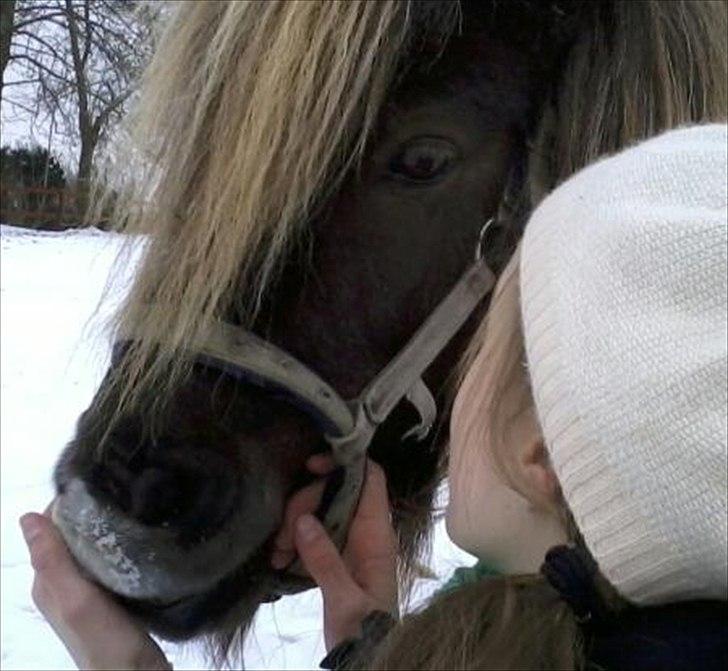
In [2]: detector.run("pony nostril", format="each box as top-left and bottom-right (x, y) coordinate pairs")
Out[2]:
(190, 468), (238, 532)
(87, 446), (241, 542)
(127, 464), (238, 540)
(89, 461), (134, 514)
(130, 467), (185, 526)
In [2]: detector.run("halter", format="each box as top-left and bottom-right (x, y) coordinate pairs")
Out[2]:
(115, 218), (497, 597)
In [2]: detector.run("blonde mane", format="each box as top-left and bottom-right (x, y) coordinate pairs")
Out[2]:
(93, 1), (463, 420)
(92, 0), (726, 430)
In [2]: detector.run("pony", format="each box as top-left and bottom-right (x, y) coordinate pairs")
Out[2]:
(50, 0), (726, 664)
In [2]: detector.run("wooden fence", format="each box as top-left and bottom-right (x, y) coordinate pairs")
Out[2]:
(0, 185), (86, 230)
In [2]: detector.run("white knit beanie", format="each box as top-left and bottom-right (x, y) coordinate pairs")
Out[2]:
(520, 124), (728, 605)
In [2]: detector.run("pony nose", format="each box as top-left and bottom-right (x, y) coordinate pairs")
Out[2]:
(129, 466), (223, 530)
(92, 451), (240, 542)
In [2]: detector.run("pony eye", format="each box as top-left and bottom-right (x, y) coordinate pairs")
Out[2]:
(389, 138), (457, 182)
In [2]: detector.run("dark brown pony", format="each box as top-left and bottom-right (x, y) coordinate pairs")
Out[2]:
(50, 0), (726, 663)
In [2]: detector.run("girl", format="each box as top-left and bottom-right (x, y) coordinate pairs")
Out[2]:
(21, 123), (727, 669)
(272, 122), (728, 670)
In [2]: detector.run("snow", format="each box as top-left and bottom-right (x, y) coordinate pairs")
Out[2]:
(0, 224), (472, 670)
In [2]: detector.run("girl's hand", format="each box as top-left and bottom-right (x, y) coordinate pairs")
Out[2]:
(271, 457), (398, 651)
(19, 508), (172, 671)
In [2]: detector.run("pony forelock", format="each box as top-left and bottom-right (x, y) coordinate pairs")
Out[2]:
(92, 0), (463, 420)
(90, 0), (727, 435)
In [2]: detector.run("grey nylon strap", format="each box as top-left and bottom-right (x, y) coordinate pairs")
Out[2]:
(190, 323), (354, 438)
(195, 225), (494, 593)
(117, 219), (496, 596)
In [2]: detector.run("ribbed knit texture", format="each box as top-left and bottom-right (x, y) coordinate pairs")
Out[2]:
(520, 125), (728, 605)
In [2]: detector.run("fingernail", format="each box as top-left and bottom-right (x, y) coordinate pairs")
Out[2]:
(19, 514), (42, 543)
(296, 514), (320, 543)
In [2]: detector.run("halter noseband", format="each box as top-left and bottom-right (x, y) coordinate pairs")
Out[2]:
(116, 218), (497, 598)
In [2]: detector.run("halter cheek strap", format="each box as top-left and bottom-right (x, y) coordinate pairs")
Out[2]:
(116, 219), (497, 597)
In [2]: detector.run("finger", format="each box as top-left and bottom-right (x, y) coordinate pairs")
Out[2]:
(21, 512), (80, 577)
(351, 460), (392, 527)
(306, 453), (336, 474)
(294, 514), (364, 604)
(20, 513), (171, 670)
(270, 479), (327, 569)
(344, 462), (399, 612)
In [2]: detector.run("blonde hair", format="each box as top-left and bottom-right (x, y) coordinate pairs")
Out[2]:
(91, 0), (726, 431)
(456, 250), (530, 481)
(528, 0), (727, 201)
(91, 0), (459, 426)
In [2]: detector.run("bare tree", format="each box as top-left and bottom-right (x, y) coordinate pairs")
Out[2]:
(3, 0), (158, 207)
(0, 0), (16, 98)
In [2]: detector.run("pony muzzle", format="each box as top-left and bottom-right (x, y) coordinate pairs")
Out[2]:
(52, 476), (279, 603)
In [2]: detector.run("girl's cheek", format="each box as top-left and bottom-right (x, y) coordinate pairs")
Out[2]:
(445, 438), (472, 549)
(445, 437), (491, 553)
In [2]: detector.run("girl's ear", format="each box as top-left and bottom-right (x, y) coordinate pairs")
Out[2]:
(518, 438), (560, 507)
(508, 405), (560, 508)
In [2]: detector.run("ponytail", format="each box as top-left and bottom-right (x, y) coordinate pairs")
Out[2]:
(364, 572), (579, 670)
(352, 525), (625, 670)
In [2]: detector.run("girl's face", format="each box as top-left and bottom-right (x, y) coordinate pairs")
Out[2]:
(446, 325), (567, 574)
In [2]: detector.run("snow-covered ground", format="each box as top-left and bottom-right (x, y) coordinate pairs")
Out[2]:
(0, 224), (472, 670)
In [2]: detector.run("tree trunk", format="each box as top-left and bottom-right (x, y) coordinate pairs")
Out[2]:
(76, 127), (97, 221)
(65, 0), (94, 223)
(0, 0), (16, 102)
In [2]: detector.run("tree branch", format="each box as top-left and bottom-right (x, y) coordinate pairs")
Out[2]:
(3, 77), (44, 87)
(12, 11), (67, 32)
(7, 0), (157, 180)
(8, 53), (75, 85)
(16, 29), (66, 60)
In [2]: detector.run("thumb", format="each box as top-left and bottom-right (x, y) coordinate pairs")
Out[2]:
(294, 514), (361, 604)
(20, 513), (172, 671)
(21, 513), (82, 588)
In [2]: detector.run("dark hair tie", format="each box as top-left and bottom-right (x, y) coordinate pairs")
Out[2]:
(540, 545), (607, 624)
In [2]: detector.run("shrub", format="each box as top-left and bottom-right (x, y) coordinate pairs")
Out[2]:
(0, 145), (77, 230)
